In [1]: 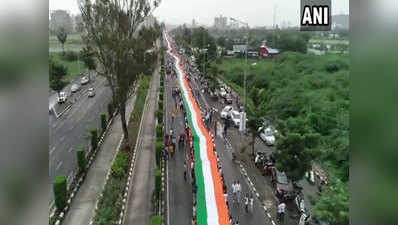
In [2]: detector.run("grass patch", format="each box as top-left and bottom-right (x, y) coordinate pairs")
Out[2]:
(49, 33), (84, 53)
(50, 52), (87, 83)
(127, 75), (151, 148)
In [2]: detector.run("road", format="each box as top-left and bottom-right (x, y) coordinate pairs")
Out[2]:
(124, 59), (160, 225)
(165, 39), (272, 225)
(49, 75), (112, 202)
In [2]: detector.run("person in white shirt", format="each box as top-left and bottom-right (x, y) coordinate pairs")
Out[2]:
(277, 202), (286, 222)
(236, 181), (242, 203)
(249, 195), (254, 213)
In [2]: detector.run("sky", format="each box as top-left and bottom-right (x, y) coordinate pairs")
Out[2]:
(49, 0), (349, 27)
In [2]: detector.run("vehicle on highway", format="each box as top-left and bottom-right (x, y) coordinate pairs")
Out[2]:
(220, 105), (233, 119)
(71, 84), (80, 93)
(224, 93), (233, 104)
(271, 167), (295, 200)
(230, 110), (241, 128)
(81, 76), (89, 85)
(88, 88), (95, 97)
(219, 87), (227, 98)
(259, 126), (276, 146)
(57, 92), (67, 104)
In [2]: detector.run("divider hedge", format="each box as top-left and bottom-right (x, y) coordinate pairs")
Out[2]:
(100, 113), (107, 133)
(90, 127), (98, 150)
(76, 146), (86, 173)
(53, 175), (67, 210)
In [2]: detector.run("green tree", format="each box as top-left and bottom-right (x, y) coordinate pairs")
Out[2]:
(314, 179), (349, 225)
(275, 130), (320, 182)
(80, 46), (97, 81)
(49, 59), (67, 94)
(217, 36), (226, 48)
(80, 0), (161, 142)
(55, 27), (68, 55)
(246, 106), (263, 156)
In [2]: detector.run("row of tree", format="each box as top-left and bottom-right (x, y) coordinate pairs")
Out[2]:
(213, 52), (349, 225)
(78, 0), (162, 143)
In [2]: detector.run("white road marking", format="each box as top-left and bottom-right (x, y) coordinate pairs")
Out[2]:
(56, 161), (63, 171)
(49, 146), (56, 155)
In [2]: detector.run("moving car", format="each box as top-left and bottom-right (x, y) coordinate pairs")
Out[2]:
(71, 84), (80, 93)
(220, 105), (233, 119)
(81, 76), (89, 85)
(230, 110), (241, 128)
(57, 92), (67, 104)
(259, 126), (276, 146)
(88, 88), (95, 97)
(271, 167), (295, 200)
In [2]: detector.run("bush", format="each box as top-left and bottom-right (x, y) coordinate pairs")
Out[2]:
(108, 102), (114, 117)
(63, 51), (79, 61)
(111, 152), (128, 178)
(53, 175), (67, 210)
(156, 124), (163, 138)
(158, 100), (163, 110)
(76, 146), (86, 172)
(155, 141), (163, 167)
(101, 113), (107, 133)
(150, 215), (163, 225)
(154, 169), (162, 200)
(90, 127), (98, 150)
(156, 110), (163, 124)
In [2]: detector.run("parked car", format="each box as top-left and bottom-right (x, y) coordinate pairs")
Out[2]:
(220, 105), (233, 119)
(259, 126), (276, 146)
(230, 110), (241, 128)
(271, 167), (295, 200)
(219, 87), (227, 98)
(81, 76), (89, 85)
(224, 94), (233, 104)
(57, 92), (67, 104)
(71, 84), (80, 93)
(88, 88), (95, 97)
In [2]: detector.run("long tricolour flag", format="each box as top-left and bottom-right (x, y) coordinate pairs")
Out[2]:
(165, 33), (230, 225)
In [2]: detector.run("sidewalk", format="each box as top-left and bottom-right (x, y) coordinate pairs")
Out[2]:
(124, 65), (160, 225)
(61, 89), (138, 225)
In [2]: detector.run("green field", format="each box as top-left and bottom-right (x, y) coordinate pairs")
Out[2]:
(50, 52), (87, 82)
(49, 33), (84, 53)
(309, 38), (349, 45)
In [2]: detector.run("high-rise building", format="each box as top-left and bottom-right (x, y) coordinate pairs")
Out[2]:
(192, 19), (197, 28)
(214, 15), (227, 30)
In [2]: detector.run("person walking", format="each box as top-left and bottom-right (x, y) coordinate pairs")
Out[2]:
(231, 181), (237, 203)
(249, 195), (254, 213)
(244, 193), (249, 213)
(183, 161), (187, 182)
(236, 181), (242, 203)
(277, 201), (286, 223)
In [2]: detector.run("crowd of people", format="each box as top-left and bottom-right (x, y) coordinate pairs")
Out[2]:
(166, 38), (258, 225)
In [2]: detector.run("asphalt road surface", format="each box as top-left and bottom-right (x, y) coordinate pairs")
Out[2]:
(165, 51), (271, 225)
(49, 75), (112, 202)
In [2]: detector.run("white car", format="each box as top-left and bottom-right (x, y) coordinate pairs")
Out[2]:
(220, 105), (233, 119)
(88, 87), (95, 97)
(219, 87), (227, 98)
(57, 92), (67, 104)
(71, 84), (80, 93)
(81, 76), (89, 85)
(259, 126), (276, 146)
(230, 110), (241, 127)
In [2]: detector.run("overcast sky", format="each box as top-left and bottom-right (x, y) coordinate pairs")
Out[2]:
(50, 0), (349, 27)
